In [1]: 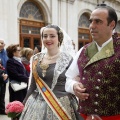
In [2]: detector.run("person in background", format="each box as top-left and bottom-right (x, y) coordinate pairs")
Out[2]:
(0, 38), (8, 115)
(6, 44), (29, 103)
(33, 45), (41, 54)
(21, 47), (33, 75)
(19, 24), (76, 120)
(65, 3), (120, 120)
(0, 63), (8, 99)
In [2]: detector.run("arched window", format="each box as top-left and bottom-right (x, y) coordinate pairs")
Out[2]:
(19, 1), (45, 49)
(20, 1), (44, 21)
(78, 13), (92, 49)
(78, 13), (90, 28)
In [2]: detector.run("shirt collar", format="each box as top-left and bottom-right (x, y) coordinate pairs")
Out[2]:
(13, 56), (22, 63)
(95, 37), (112, 51)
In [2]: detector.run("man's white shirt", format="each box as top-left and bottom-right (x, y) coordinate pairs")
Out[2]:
(65, 37), (112, 94)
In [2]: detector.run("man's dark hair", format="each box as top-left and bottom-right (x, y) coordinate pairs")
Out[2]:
(95, 3), (118, 29)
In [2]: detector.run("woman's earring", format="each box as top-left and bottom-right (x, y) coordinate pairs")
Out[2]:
(58, 42), (60, 47)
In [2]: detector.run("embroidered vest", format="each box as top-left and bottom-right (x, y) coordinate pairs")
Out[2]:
(77, 37), (120, 116)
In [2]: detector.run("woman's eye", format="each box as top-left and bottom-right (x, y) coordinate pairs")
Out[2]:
(43, 36), (47, 38)
(51, 36), (55, 38)
(43, 35), (56, 39)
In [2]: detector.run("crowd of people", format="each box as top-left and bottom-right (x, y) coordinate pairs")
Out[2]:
(65, 3), (120, 120)
(0, 41), (40, 115)
(0, 3), (120, 120)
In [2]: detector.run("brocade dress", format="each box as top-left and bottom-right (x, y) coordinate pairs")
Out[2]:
(19, 52), (76, 120)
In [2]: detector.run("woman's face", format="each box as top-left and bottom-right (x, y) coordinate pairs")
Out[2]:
(13, 47), (21, 57)
(42, 28), (59, 50)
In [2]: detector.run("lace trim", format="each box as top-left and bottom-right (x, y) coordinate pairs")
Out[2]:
(33, 52), (72, 91)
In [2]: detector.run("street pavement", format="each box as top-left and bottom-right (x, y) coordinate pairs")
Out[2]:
(0, 83), (11, 120)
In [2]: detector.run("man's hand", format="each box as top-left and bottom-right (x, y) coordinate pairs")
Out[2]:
(73, 82), (89, 100)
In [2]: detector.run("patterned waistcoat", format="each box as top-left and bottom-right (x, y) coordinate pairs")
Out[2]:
(78, 37), (120, 116)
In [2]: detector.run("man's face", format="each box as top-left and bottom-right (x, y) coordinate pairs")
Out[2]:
(89, 8), (115, 46)
(0, 40), (5, 51)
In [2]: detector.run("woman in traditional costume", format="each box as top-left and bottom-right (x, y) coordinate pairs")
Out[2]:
(19, 24), (76, 120)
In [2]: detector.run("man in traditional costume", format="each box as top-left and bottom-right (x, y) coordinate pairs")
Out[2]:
(65, 3), (120, 120)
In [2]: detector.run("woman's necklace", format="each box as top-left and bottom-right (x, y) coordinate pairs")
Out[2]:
(40, 51), (60, 77)
(45, 52), (60, 60)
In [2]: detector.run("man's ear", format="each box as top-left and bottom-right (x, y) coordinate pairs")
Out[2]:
(110, 20), (115, 29)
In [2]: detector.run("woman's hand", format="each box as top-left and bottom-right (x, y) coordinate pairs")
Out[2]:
(2, 73), (8, 80)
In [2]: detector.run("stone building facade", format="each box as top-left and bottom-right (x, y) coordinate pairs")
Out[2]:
(0, 0), (120, 51)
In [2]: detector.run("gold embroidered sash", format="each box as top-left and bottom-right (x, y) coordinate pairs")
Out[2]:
(32, 59), (71, 120)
